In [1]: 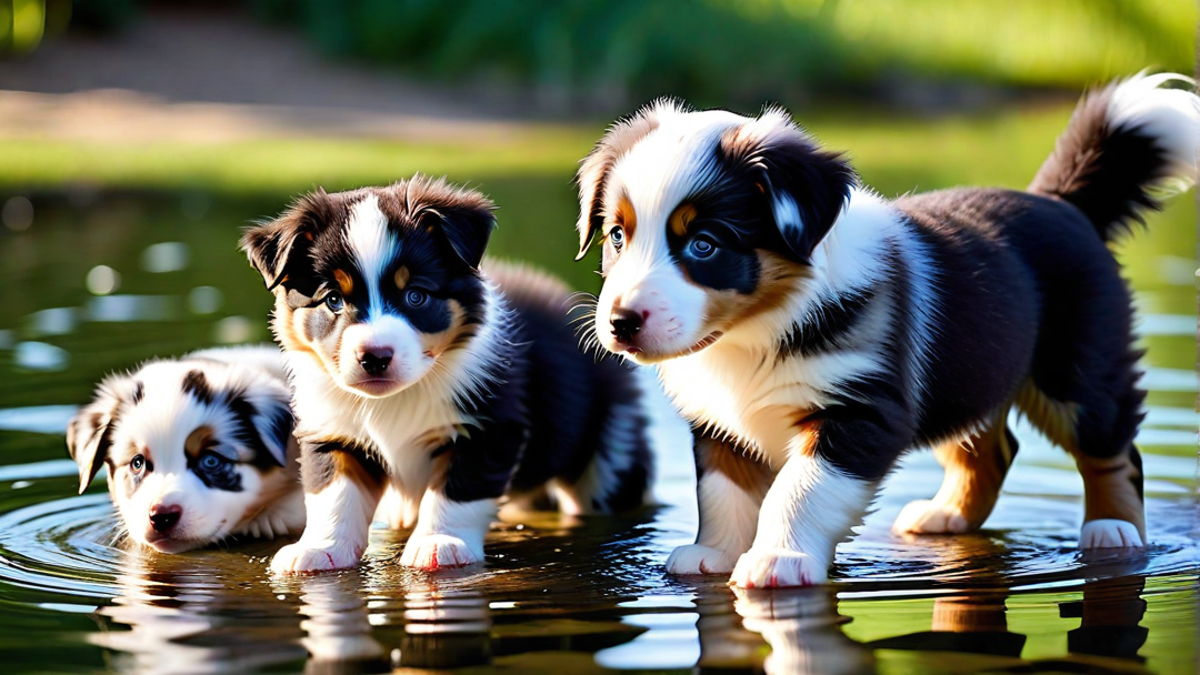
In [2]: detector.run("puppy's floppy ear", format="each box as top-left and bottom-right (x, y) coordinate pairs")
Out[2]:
(66, 377), (132, 494)
(240, 188), (335, 290)
(230, 384), (295, 467)
(575, 102), (665, 260)
(719, 109), (857, 263)
(431, 198), (496, 271)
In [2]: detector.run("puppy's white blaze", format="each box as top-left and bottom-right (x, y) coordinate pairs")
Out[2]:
(1107, 72), (1200, 183)
(746, 451), (874, 573)
(402, 491), (496, 566)
(345, 194), (395, 319)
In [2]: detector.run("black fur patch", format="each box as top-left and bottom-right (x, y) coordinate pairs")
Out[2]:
(181, 370), (214, 405)
(716, 121), (856, 263)
(302, 437), (388, 494)
(1028, 81), (1173, 243)
(1128, 445), (1144, 501)
(777, 288), (875, 361)
(189, 451), (242, 492)
(224, 391), (289, 470)
(131, 381), (144, 405)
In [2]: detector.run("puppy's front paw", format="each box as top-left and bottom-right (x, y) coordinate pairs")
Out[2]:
(400, 534), (482, 570)
(730, 549), (826, 588)
(665, 544), (738, 575)
(1079, 519), (1144, 549)
(892, 499), (970, 535)
(271, 541), (361, 575)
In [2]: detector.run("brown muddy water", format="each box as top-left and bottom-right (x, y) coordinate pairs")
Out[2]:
(0, 189), (1195, 674)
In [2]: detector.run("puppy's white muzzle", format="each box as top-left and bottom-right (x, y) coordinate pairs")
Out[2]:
(596, 265), (708, 362)
(338, 315), (434, 397)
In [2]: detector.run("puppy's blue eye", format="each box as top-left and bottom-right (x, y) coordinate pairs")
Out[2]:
(609, 226), (625, 252)
(689, 236), (716, 259)
(325, 291), (344, 312)
(198, 452), (224, 471)
(130, 454), (145, 473)
(405, 289), (428, 307)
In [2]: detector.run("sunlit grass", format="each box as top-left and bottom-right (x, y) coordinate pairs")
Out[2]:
(2, 97), (1191, 302)
(773, 0), (1196, 86)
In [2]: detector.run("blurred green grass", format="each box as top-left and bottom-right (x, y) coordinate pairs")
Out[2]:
(247, 0), (1194, 107)
(2, 97), (1192, 296)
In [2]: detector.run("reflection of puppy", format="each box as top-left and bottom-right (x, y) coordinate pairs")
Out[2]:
(574, 73), (1200, 587)
(67, 346), (304, 553)
(241, 176), (653, 574)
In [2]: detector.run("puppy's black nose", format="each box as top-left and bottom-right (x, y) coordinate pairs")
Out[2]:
(610, 307), (643, 344)
(359, 347), (394, 376)
(149, 504), (182, 533)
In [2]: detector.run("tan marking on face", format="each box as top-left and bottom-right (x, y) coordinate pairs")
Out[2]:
(184, 425), (216, 459)
(669, 202), (697, 238)
(334, 269), (354, 295)
(272, 293), (345, 379)
(693, 251), (810, 336)
(394, 265), (410, 290)
(611, 193), (637, 241)
(418, 299), (469, 359)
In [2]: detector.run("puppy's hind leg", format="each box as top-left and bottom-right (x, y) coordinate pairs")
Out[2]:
(1075, 445), (1145, 549)
(1017, 379), (1146, 549)
(893, 408), (1018, 535)
(271, 441), (387, 574)
(667, 431), (772, 576)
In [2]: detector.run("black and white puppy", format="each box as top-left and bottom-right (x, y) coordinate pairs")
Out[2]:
(574, 73), (1200, 587)
(240, 175), (653, 574)
(67, 346), (304, 553)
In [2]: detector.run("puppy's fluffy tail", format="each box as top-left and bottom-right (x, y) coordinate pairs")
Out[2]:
(1028, 72), (1200, 243)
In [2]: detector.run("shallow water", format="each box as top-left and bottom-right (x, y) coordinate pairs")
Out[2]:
(0, 190), (1195, 674)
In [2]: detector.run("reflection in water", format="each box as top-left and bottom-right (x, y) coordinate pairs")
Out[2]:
(731, 588), (876, 675)
(0, 190), (1194, 673)
(90, 550), (305, 675)
(293, 573), (389, 674)
(1063, 576), (1149, 663)
(395, 581), (491, 670)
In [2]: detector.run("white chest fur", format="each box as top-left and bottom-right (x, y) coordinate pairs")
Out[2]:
(287, 354), (468, 499)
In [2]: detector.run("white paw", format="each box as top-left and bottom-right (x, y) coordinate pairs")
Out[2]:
(270, 541), (362, 575)
(665, 544), (739, 575)
(399, 534), (482, 570)
(1079, 519), (1144, 549)
(730, 549), (827, 588)
(892, 499), (970, 534)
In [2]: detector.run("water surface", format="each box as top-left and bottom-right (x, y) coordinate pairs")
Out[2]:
(0, 189), (1195, 674)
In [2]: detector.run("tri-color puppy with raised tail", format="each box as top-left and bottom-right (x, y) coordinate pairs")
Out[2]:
(67, 346), (305, 553)
(574, 73), (1200, 587)
(241, 175), (653, 574)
